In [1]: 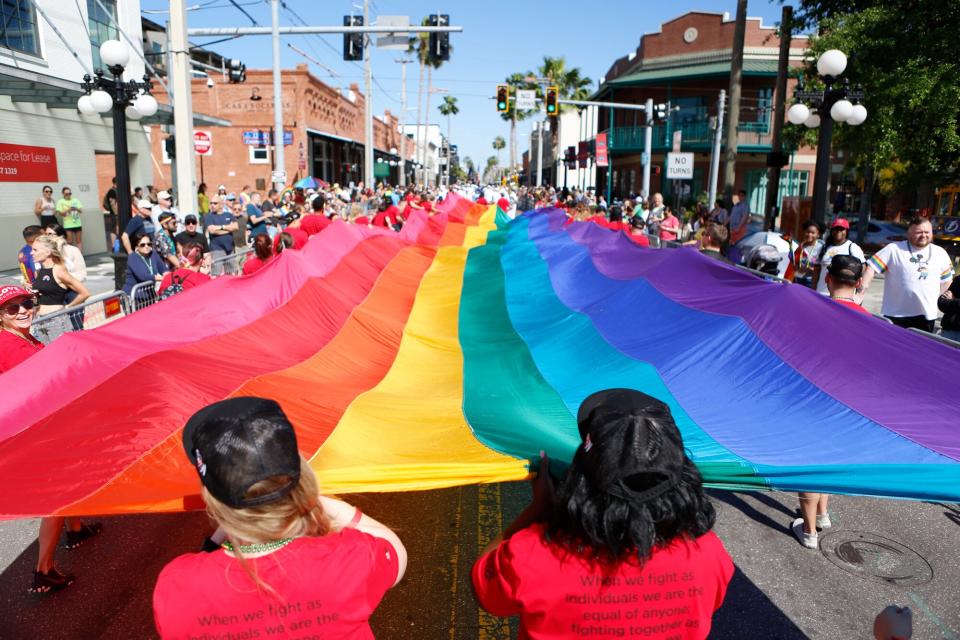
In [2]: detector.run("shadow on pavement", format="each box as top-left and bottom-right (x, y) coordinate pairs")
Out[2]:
(709, 567), (809, 639)
(708, 490), (792, 535)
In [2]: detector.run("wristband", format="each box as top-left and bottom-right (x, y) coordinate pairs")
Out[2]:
(347, 507), (362, 528)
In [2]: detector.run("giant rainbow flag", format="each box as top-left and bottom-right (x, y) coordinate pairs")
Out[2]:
(1, 194), (958, 519)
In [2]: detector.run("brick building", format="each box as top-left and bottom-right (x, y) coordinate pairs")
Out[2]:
(592, 11), (814, 214)
(148, 64), (411, 196)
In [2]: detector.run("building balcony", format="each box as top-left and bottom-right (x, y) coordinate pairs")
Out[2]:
(606, 121), (773, 154)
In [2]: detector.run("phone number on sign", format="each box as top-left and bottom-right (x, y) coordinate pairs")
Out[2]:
(1, 167), (17, 175)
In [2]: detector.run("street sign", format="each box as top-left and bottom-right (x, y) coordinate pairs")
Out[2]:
(516, 90), (536, 111)
(595, 133), (608, 167)
(193, 130), (213, 156)
(672, 130), (682, 153)
(375, 15), (410, 49)
(242, 130), (293, 146)
(666, 152), (694, 179)
(271, 170), (287, 185)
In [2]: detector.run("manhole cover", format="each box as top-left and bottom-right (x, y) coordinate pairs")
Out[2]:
(819, 530), (933, 587)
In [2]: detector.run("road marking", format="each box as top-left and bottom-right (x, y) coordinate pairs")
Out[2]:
(477, 483), (509, 640)
(448, 486), (464, 640)
(908, 591), (958, 639)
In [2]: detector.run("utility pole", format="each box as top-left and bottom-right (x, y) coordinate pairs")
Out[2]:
(396, 58), (410, 187)
(536, 120), (544, 187)
(642, 98), (653, 199)
(169, 0), (197, 215)
(722, 0), (748, 203)
(271, 0), (284, 192)
(363, 0), (374, 189)
(708, 90), (726, 209)
(763, 5), (792, 230)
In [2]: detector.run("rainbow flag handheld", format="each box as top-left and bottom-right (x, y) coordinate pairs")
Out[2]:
(0, 195), (958, 519)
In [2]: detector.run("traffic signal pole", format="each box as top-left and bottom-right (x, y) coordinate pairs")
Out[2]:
(184, 22), (462, 191)
(643, 98), (653, 200)
(363, 0), (374, 189)
(271, 0), (284, 192)
(170, 0), (197, 215)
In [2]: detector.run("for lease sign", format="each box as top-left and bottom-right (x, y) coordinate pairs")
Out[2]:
(0, 143), (58, 182)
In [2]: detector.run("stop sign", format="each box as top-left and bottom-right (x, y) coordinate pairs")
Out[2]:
(193, 130), (212, 156)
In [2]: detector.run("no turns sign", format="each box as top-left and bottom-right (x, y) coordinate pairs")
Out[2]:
(193, 130), (213, 156)
(666, 152), (693, 179)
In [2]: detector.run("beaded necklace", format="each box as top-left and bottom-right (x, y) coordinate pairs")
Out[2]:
(222, 537), (294, 554)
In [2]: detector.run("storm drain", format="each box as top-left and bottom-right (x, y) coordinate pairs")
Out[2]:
(819, 530), (933, 587)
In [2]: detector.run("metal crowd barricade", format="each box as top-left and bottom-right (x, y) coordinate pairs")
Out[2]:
(128, 280), (159, 312)
(907, 327), (960, 349)
(210, 247), (252, 276)
(31, 290), (130, 345)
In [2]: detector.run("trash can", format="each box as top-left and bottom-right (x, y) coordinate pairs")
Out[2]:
(111, 252), (128, 292)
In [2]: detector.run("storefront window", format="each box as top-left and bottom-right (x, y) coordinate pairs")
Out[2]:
(1, 0), (40, 55)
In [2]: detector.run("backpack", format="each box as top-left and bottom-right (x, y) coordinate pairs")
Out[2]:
(158, 274), (186, 301)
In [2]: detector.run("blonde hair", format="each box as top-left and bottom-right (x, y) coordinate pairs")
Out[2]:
(202, 456), (330, 599)
(32, 235), (64, 264)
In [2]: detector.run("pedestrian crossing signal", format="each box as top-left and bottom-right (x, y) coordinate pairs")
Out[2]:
(496, 85), (509, 112)
(545, 86), (558, 116)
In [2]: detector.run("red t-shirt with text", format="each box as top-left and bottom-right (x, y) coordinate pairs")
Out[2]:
(472, 524), (733, 640)
(154, 528), (399, 640)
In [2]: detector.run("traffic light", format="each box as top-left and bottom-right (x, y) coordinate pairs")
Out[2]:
(428, 14), (450, 62)
(545, 86), (558, 116)
(227, 59), (246, 83)
(343, 15), (363, 61)
(164, 135), (176, 159)
(496, 85), (509, 112)
(654, 103), (667, 119)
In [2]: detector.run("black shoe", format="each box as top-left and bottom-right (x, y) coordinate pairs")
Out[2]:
(29, 569), (76, 594)
(64, 522), (102, 550)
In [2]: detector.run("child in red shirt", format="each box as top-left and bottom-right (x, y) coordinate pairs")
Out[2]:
(472, 389), (733, 639)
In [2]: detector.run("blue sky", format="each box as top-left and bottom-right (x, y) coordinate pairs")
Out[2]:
(141, 0), (798, 166)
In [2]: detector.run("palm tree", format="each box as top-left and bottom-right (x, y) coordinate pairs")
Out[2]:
(537, 56), (592, 181)
(492, 136), (506, 182)
(483, 155), (499, 184)
(502, 72), (538, 170)
(409, 18), (453, 187)
(438, 96), (459, 186)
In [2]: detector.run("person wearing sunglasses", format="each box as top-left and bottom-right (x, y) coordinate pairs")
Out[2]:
(123, 231), (169, 298)
(34, 185), (57, 229)
(55, 186), (84, 252)
(31, 235), (90, 317)
(0, 285), (103, 593)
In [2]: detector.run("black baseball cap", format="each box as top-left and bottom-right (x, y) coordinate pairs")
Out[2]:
(184, 214), (198, 224)
(182, 397), (301, 509)
(827, 254), (863, 285)
(576, 389), (683, 503)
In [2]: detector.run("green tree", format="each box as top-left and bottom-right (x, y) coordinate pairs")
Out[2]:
(783, 1), (960, 194)
(483, 155), (499, 184)
(502, 72), (539, 169)
(492, 135), (506, 167)
(409, 19), (454, 186)
(438, 96), (459, 187)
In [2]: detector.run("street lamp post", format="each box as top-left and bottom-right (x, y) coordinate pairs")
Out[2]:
(787, 49), (867, 225)
(77, 40), (157, 258)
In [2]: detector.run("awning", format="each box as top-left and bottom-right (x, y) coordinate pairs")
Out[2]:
(306, 128), (402, 158)
(608, 59), (779, 86)
(0, 66), (230, 127)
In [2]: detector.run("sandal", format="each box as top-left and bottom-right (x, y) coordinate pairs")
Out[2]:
(64, 522), (102, 550)
(29, 568), (76, 594)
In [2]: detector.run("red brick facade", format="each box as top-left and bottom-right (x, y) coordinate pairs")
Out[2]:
(149, 64), (410, 194)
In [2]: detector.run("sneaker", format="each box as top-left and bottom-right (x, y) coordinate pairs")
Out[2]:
(791, 517), (818, 549)
(64, 522), (102, 550)
(29, 569), (76, 594)
(816, 513), (832, 529)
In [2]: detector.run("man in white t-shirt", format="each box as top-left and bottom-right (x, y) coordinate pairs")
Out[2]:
(813, 218), (865, 294)
(860, 217), (954, 332)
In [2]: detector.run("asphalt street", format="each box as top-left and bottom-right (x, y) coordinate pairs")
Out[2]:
(1, 485), (958, 639)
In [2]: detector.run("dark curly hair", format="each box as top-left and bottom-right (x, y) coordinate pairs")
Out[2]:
(545, 390), (716, 565)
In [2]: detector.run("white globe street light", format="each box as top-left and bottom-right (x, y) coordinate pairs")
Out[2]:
(817, 49), (848, 78)
(77, 94), (96, 115)
(99, 40), (130, 68)
(804, 113), (821, 128)
(125, 105), (142, 120)
(830, 99), (854, 123)
(133, 93), (158, 117)
(847, 104), (868, 126)
(89, 89), (113, 113)
(787, 103), (810, 125)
